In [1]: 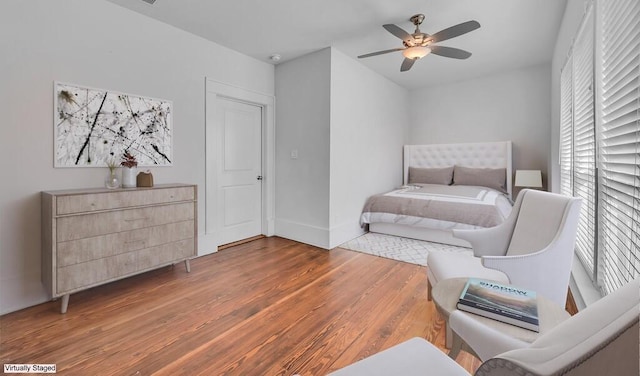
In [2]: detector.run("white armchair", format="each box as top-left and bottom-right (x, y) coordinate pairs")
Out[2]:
(329, 278), (639, 376)
(427, 189), (582, 307)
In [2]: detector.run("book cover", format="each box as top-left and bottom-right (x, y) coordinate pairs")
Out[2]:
(456, 278), (539, 332)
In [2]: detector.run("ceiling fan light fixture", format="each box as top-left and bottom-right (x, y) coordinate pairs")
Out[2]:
(402, 46), (431, 60)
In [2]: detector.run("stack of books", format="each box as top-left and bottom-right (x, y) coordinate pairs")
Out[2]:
(457, 278), (539, 332)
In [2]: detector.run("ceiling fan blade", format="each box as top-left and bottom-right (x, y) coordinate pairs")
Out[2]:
(383, 24), (414, 43)
(430, 45), (472, 59)
(358, 48), (405, 59)
(400, 58), (416, 72)
(428, 20), (480, 43)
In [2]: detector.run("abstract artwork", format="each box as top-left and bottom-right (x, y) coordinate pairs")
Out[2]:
(54, 82), (173, 167)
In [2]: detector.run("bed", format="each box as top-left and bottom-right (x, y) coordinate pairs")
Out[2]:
(360, 141), (513, 247)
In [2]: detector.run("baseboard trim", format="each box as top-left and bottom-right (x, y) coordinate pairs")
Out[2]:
(198, 233), (219, 256)
(275, 219), (330, 249)
(329, 221), (365, 249)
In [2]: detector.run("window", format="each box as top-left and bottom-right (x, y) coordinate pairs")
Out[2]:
(573, 7), (597, 275)
(598, 0), (640, 293)
(559, 0), (639, 294)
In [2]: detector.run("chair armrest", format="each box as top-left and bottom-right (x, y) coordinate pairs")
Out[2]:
(452, 225), (512, 257)
(449, 310), (529, 362)
(481, 245), (573, 306)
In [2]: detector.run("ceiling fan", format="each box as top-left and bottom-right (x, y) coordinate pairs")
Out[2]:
(358, 14), (480, 72)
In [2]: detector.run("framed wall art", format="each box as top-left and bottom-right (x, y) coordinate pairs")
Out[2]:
(54, 82), (173, 167)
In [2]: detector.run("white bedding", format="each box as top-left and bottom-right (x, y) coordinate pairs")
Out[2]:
(360, 184), (512, 231)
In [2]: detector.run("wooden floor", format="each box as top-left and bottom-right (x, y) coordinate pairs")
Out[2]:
(1, 237), (481, 375)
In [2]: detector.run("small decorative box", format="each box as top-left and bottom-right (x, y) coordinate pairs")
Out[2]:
(136, 171), (154, 187)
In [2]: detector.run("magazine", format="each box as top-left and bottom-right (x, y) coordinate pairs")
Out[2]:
(457, 278), (539, 332)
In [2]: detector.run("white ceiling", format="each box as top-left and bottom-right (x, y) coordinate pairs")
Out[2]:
(107, 0), (567, 90)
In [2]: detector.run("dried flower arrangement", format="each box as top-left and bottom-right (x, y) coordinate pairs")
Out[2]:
(106, 158), (119, 173)
(121, 151), (138, 168)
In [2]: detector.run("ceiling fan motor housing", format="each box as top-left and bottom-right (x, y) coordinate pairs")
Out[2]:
(405, 14), (430, 47)
(410, 14), (425, 26)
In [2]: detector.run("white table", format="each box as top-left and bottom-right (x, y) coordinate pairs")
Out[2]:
(431, 277), (571, 359)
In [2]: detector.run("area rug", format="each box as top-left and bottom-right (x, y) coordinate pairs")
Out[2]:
(339, 232), (472, 266)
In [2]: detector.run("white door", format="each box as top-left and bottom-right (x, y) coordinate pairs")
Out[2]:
(213, 97), (263, 245)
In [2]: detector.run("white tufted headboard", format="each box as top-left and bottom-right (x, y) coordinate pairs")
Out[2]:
(403, 141), (513, 199)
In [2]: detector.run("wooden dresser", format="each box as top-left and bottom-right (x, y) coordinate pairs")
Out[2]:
(41, 184), (197, 313)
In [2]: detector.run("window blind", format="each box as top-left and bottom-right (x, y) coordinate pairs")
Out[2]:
(560, 59), (574, 197)
(572, 7), (597, 275)
(598, 0), (640, 293)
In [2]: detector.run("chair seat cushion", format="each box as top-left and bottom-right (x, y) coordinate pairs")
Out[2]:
(328, 337), (469, 376)
(427, 252), (509, 285)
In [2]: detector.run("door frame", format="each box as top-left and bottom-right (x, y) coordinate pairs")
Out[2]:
(202, 78), (275, 255)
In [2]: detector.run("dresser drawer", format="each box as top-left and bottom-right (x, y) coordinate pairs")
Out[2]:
(57, 202), (194, 242)
(57, 221), (195, 267)
(56, 186), (195, 215)
(136, 239), (196, 270)
(57, 238), (195, 294)
(57, 251), (137, 294)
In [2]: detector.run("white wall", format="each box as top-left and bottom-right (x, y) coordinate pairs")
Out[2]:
(329, 48), (409, 248)
(274, 48), (332, 248)
(0, 0), (274, 314)
(408, 64), (552, 189)
(275, 48), (410, 249)
(550, 0), (590, 193)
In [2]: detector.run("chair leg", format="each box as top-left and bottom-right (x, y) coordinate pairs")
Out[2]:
(445, 322), (453, 349)
(448, 331), (463, 359)
(427, 279), (433, 301)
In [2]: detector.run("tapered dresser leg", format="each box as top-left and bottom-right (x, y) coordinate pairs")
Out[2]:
(60, 294), (70, 314)
(185, 259), (191, 273)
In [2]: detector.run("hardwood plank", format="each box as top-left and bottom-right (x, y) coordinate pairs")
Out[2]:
(1, 237), (481, 375)
(566, 288), (578, 315)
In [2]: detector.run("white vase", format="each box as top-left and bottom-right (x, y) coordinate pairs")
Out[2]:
(122, 167), (137, 188)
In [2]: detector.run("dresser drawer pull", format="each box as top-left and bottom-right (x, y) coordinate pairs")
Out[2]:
(125, 239), (145, 245)
(124, 217), (149, 222)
